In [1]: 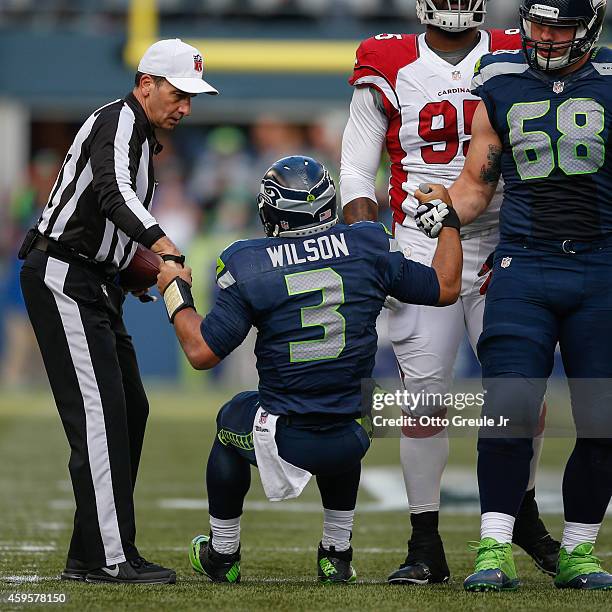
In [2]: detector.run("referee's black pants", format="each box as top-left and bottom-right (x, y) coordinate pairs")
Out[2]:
(20, 249), (148, 568)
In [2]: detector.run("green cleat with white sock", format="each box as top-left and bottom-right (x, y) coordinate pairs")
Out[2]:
(317, 542), (357, 584)
(554, 543), (612, 590)
(189, 534), (241, 583)
(463, 537), (520, 592)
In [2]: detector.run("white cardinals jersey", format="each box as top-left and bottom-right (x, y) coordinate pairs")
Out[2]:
(349, 29), (522, 234)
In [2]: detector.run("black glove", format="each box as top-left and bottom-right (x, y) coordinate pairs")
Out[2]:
(137, 292), (157, 303)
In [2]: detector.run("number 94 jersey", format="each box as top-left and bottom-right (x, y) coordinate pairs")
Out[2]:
(473, 47), (612, 242)
(350, 29), (521, 233)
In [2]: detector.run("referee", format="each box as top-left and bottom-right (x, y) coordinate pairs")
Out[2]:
(19, 39), (218, 584)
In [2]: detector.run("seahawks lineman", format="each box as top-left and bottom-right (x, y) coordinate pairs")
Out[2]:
(341, 0), (558, 584)
(416, 0), (612, 592)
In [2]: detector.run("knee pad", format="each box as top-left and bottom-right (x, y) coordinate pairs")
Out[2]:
(478, 436), (534, 462)
(574, 438), (612, 476)
(481, 376), (545, 438)
(569, 379), (612, 437)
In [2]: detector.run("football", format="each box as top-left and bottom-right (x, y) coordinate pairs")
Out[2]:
(119, 245), (162, 293)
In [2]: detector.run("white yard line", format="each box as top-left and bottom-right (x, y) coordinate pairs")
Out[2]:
(49, 467), (612, 515)
(0, 544), (56, 552)
(0, 575), (57, 583)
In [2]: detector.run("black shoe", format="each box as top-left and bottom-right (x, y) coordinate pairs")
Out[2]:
(85, 557), (176, 584)
(515, 532), (560, 576)
(189, 534), (241, 583)
(61, 558), (89, 582)
(388, 525), (450, 585)
(317, 542), (357, 584)
(514, 489), (560, 576)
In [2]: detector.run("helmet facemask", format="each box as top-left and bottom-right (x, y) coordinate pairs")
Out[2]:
(520, 2), (605, 72)
(416, 0), (487, 32)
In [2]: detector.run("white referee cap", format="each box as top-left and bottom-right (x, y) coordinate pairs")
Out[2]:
(138, 38), (219, 95)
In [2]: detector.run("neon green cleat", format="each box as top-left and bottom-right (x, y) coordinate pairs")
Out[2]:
(554, 543), (612, 590)
(189, 534), (241, 584)
(463, 537), (520, 592)
(317, 543), (357, 584)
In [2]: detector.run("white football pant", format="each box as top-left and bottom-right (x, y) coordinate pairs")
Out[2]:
(389, 224), (544, 514)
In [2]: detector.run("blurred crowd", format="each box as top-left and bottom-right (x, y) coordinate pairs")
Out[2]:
(0, 114), (393, 387)
(0, 113), (393, 259)
(152, 113), (392, 247)
(1, 0), (607, 386)
(0, 1), (576, 26)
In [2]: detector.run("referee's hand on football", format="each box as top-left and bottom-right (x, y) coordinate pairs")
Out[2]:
(156, 261), (193, 296)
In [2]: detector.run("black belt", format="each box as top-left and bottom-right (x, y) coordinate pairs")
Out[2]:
(31, 234), (117, 280)
(278, 413), (358, 429)
(513, 234), (612, 254)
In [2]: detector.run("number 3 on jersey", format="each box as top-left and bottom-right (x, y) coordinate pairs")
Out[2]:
(419, 100), (480, 164)
(285, 268), (346, 363)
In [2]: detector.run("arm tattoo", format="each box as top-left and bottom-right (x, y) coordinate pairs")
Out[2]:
(479, 145), (502, 184)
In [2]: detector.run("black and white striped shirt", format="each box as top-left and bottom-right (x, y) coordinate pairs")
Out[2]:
(37, 93), (166, 271)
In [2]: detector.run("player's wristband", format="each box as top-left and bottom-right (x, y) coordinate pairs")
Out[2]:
(163, 276), (195, 323)
(442, 206), (461, 232)
(161, 254), (186, 266)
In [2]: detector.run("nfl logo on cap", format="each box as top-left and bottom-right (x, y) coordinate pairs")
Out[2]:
(138, 39), (218, 95)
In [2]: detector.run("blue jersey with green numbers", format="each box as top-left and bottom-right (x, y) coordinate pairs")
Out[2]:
(472, 47), (612, 242)
(200, 222), (440, 416)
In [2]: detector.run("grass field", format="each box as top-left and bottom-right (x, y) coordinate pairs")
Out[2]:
(1, 388), (611, 611)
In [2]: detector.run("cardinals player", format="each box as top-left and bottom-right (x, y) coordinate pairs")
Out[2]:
(340, 0), (559, 585)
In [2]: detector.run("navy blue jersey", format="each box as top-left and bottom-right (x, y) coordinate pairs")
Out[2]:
(472, 47), (612, 242)
(201, 222), (440, 416)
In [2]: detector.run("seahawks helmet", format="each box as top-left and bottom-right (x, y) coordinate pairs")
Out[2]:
(257, 156), (338, 238)
(416, 0), (488, 32)
(520, 0), (607, 71)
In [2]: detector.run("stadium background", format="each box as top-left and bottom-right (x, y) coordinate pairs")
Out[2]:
(1, 2), (612, 607)
(4, 0), (605, 385)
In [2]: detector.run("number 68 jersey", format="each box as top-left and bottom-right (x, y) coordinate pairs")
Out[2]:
(350, 29), (521, 234)
(472, 47), (612, 242)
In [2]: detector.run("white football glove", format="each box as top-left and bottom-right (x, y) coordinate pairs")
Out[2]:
(415, 200), (452, 239)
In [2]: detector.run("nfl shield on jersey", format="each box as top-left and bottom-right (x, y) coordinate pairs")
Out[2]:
(473, 46), (612, 241)
(349, 29), (521, 234)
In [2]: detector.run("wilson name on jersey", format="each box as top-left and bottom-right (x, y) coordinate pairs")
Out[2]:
(473, 47), (612, 242)
(350, 29), (521, 234)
